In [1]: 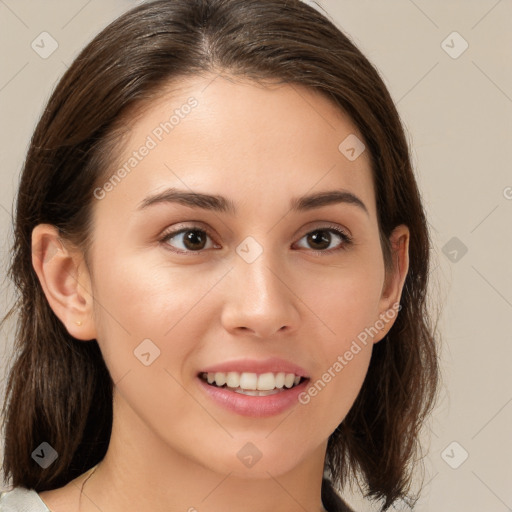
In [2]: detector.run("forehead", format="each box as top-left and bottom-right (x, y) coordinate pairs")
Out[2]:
(93, 74), (377, 221)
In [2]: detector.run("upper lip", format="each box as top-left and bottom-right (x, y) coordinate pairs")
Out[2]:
(199, 357), (309, 378)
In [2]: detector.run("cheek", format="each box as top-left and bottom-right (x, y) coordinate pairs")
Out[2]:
(292, 261), (383, 428)
(89, 249), (222, 378)
(299, 256), (384, 342)
(88, 254), (210, 437)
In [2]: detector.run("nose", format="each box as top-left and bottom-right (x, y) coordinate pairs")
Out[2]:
(220, 250), (300, 339)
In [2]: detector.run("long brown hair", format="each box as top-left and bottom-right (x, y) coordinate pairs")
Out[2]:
(1, 0), (439, 509)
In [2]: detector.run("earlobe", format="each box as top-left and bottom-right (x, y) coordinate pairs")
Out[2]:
(31, 224), (96, 341)
(374, 224), (410, 342)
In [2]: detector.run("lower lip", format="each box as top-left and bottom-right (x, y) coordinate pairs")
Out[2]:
(197, 377), (309, 418)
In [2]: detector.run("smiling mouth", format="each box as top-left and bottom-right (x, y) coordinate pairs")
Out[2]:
(198, 371), (308, 396)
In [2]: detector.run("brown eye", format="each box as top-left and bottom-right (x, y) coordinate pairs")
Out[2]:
(295, 227), (352, 253)
(161, 228), (216, 253)
(306, 230), (332, 250)
(181, 230), (208, 250)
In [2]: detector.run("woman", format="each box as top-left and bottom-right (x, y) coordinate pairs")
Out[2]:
(0, 1), (439, 511)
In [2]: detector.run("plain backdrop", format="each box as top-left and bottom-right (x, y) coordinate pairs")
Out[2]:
(1, 1), (511, 511)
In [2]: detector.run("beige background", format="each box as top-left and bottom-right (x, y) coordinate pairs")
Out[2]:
(1, 1), (511, 510)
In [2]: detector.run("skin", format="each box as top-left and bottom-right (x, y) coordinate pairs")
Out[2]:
(33, 74), (409, 512)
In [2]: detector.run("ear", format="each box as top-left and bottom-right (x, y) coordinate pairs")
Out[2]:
(31, 224), (97, 341)
(373, 224), (410, 343)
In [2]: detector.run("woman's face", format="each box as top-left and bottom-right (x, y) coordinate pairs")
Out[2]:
(73, 75), (408, 477)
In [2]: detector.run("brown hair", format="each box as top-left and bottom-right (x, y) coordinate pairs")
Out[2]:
(1, 0), (439, 509)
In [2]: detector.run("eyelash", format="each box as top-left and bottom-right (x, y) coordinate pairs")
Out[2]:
(159, 223), (353, 256)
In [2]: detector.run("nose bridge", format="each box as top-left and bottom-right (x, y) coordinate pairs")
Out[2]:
(221, 234), (299, 336)
(235, 235), (285, 305)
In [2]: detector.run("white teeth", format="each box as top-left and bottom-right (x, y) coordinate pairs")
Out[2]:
(226, 372), (239, 388)
(201, 371), (303, 391)
(239, 372), (258, 390)
(258, 372), (277, 391)
(284, 373), (295, 388)
(214, 372), (226, 386)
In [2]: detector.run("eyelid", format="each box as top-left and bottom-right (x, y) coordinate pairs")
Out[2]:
(299, 221), (352, 240)
(159, 220), (215, 237)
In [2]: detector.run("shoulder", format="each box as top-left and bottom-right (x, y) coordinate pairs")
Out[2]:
(0, 487), (50, 511)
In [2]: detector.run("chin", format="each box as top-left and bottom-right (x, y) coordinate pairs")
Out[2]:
(214, 442), (309, 479)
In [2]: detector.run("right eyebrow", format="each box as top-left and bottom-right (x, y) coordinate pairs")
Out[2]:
(137, 188), (236, 214)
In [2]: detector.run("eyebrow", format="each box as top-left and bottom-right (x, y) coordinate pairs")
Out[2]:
(137, 187), (369, 216)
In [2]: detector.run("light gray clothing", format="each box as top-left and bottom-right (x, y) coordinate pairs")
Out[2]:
(0, 488), (49, 512)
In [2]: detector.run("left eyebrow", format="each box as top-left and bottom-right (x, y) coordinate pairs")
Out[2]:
(290, 189), (369, 216)
(137, 187), (369, 217)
